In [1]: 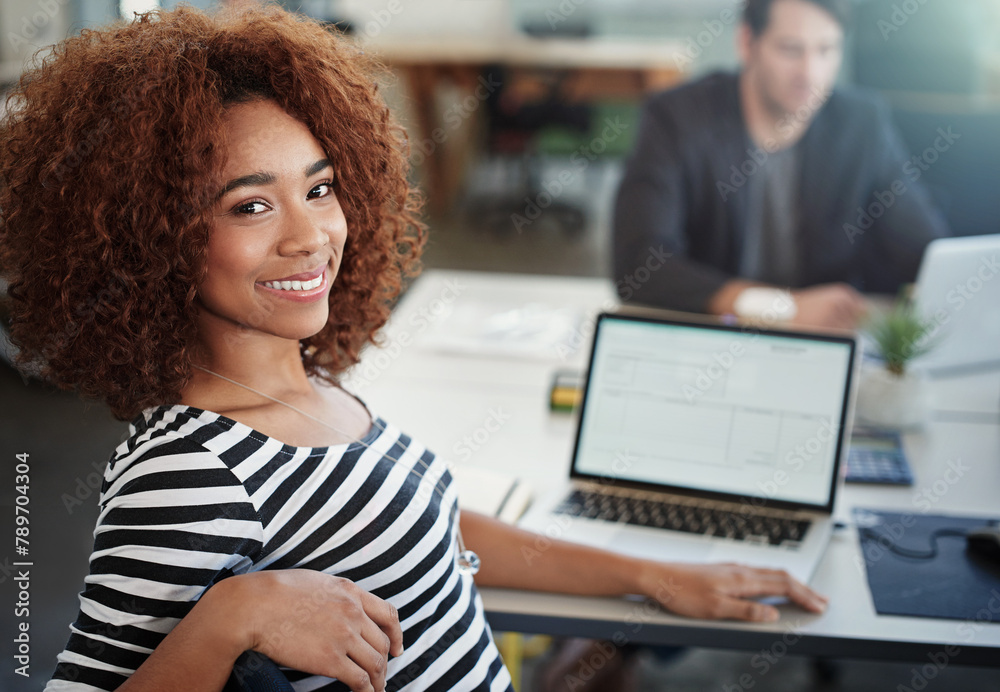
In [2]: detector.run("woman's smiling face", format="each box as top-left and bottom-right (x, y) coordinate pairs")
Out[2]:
(197, 99), (348, 345)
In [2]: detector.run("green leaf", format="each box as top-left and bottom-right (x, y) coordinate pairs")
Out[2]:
(862, 303), (941, 375)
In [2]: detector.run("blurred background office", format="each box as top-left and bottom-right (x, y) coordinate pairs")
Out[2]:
(4, 0), (1000, 272)
(3, 1), (1000, 690)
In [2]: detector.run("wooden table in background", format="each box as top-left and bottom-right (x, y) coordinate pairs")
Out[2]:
(360, 34), (689, 214)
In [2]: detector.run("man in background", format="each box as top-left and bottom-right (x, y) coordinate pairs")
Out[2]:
(613, 0), (949, 330)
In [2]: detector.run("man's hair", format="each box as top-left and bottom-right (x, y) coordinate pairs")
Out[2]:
(0, 5), (425, 420)
(744, 0), (853, 36)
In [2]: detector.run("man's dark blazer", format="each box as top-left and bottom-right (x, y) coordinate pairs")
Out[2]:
(613, 71), (950, 313)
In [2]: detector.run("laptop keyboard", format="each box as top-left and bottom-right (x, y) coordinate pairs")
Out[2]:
(555, 488), (811, 547)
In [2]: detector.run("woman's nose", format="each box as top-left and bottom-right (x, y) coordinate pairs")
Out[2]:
(278, 203), (329, 256)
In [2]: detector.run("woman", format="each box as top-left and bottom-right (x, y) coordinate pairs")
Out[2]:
(0, 5), (827, 691)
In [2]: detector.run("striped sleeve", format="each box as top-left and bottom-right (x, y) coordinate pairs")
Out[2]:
(46, 435), (264, 691)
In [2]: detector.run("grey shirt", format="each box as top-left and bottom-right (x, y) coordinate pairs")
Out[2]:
(740, 144), (802, 287)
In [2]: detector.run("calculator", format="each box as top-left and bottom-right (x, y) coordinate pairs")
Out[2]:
(845, 428), (914, 485)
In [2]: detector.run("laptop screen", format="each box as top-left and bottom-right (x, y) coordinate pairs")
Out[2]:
(572, 314), (856, 511)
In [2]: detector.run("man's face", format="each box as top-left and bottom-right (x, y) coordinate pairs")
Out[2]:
(741, 0), (844, 118)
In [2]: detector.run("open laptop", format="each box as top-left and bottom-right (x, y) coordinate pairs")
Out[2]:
(911, 234), (1000, 373)
(519, 312), (858, 583)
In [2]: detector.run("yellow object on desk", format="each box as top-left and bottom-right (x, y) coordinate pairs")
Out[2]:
(549, 369), (583, 412)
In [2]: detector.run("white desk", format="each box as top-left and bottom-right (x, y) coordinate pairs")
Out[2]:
(343, 269), (1000, 666)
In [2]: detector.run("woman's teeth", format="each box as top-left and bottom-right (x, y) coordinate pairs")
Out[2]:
(262, 275), (323, 291)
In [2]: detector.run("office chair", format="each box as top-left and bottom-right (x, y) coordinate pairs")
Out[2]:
(224, 651), (293, 692)
(463, 64), (592, 236)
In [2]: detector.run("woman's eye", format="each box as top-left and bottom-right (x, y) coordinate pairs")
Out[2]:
(307, 182), (334, 200)
(234, 200), (268, 215)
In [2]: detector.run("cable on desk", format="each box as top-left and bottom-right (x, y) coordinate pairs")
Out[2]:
(857, 527), (968, 560)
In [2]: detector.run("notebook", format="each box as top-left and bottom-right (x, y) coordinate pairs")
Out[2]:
(519, 312), (858, 583)
(451, 464), (533, 525)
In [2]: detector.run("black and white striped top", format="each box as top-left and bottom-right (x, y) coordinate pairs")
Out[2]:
(47, 404), (514, 691)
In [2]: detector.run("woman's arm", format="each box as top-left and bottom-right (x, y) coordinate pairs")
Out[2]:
(114, 570), (403, 692)
(111, 576), (245, 692)
(48, 437), (402, 692)
(461, 511), (828, 622)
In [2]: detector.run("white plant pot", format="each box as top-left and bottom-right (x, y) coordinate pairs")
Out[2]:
(855, 365), (932, 430)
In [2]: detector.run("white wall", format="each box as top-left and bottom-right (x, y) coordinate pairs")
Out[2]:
(1, 0), (74, 80)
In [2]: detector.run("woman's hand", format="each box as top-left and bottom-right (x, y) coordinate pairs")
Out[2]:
(637, 561), (829, 622)
(463, 512), (829, 623)
(114, 569), (404, 692)
(231, 569), (404, 692)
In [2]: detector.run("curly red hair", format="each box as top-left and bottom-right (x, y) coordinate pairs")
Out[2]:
(0, 4), (424, 420)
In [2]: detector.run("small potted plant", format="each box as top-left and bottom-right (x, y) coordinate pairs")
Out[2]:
(856, 302), (939, 429)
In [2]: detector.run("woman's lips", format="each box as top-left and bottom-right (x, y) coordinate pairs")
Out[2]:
(261, 265), (326, 284)
(256, 268), (329, 302)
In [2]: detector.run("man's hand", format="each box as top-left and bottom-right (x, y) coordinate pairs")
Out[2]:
(790, 283), (867, 330)
(239, 570), (405, 692)
(640, 562), (829, 622)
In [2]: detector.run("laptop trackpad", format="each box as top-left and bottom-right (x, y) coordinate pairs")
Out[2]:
(612, 529), (714, 564)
